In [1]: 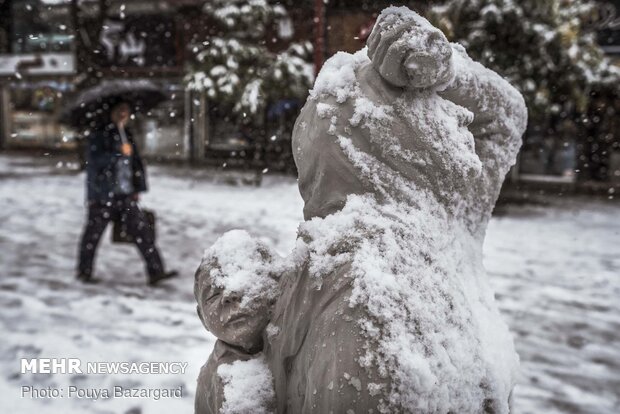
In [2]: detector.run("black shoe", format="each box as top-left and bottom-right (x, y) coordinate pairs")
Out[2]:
(77, 273), (100, 284)
(149, 271), (178, 286)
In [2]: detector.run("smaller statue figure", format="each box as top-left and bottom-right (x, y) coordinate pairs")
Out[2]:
(194, 230), (280, 414)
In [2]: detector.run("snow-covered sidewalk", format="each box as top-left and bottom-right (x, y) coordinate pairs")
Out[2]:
(0, 154), (618, 413)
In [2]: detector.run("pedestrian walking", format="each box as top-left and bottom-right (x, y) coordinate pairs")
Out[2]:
(75, 99), (177, 285)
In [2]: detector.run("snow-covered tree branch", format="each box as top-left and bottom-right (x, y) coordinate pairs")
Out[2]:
(186, 0), (314, 125)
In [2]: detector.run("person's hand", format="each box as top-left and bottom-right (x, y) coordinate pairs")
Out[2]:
(121, 143), (133, 156)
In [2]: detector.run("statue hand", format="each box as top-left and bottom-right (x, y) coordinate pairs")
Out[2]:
(367, 9), (454, 89)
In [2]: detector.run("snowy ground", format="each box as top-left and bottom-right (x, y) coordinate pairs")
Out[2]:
(0, 153), (618, 414)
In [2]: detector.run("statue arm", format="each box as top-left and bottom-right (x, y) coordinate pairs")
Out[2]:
(439, 45), (527, 221)
(367, 12), (527, 174)
(440, 44), (528, 175)
(195, 350), (224, 414)
(366, 10), (455, 89)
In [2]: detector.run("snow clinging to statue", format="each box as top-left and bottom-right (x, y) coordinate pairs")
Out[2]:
(195, 6), (527, 414)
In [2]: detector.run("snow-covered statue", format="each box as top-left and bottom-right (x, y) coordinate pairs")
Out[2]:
(195, 6), (527, 414)
(266, 6), (527, 414)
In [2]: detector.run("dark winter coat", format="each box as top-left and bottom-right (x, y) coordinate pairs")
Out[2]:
(84, 123), (147, 202)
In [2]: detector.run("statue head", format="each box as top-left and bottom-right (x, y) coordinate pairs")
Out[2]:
(195, 264), (272, 353)
(194, 230), (281, 353)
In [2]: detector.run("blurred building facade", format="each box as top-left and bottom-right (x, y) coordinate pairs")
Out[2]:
(0, 0), (196, 159)
(0, 0), (315, 168)
(0, 0), (432, 168)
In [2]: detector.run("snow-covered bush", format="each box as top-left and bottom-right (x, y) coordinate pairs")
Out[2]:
(186, 0), (314, 125)
(429, 0), (620, 120)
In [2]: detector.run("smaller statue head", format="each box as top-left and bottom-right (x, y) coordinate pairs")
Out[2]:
(194, 230), (281, 353)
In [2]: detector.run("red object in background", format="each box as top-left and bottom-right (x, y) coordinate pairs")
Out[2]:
(358, 15), (377, 42)
(314, 0), (325, 74)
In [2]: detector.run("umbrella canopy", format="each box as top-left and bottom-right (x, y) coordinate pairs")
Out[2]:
(61, 79), (167, 128)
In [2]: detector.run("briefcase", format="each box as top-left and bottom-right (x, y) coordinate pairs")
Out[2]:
(112, 209), (156, 244)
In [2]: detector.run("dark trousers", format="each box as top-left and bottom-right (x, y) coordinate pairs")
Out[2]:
(78, 197), (164, 280)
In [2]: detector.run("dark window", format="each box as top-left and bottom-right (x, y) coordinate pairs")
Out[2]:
(11, 0), (74, 53)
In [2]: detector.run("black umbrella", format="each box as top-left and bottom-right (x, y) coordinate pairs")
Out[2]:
(61, 79), (167, 128)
